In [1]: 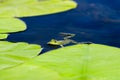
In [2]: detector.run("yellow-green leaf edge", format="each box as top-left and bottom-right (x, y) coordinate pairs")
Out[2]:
(0, 34), (8, 39)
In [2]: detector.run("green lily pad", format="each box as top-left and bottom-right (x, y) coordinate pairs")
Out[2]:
(0, 41), (42, 70)
(0, 61), (61, 80)
(0, 44), (120, 80)
(0, 34), (8, 39)
(0, 0), (77, 17)
(0, 18), (26, 33)
(35, 44), (120, 80)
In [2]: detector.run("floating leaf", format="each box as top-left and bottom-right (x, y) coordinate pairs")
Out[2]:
(0, 61), (61, 80)
(0, 34), (8, 39)
(0, 41), (42, 70)
(35, 44), (120, 80)
(0, 44), (120, 80)
(0, 18), (26, 33)
(0, 0), (77, 17)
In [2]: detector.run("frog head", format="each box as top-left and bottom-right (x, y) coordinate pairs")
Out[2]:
(47, 39), (62, 46)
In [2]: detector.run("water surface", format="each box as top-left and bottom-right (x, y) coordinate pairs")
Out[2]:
(7, 0), (120, 52)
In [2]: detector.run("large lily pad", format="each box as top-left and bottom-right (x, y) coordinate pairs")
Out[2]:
(36, 44), (120, 80)
(0, 0), (77, 17)
(0, 41), (42, 70)
(0, 44), (120, 80)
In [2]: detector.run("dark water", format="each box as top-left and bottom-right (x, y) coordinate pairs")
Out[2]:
(7, 0), (120, 52)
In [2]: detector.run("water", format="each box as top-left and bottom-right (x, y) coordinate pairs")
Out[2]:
(7, 0), (120, 52)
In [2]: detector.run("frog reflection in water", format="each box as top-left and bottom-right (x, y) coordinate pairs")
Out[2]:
(47, 32), (78, 47)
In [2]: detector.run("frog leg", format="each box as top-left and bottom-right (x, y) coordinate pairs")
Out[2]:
(63, 36), (73, 39)
(60, 45), (64, 47)
(60, 32), (75, 39)
(70, 40), (78, 44)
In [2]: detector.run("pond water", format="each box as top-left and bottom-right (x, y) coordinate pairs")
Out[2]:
(7, 0), (120, 52)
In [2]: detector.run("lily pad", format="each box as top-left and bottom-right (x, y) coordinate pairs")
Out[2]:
(0, 44), (120, 80)
(0, 0), (77, 17)
(0, 41), (42, 70)
(35, 44), (120, 80)
(0, 18), (26, 33)
(0, 61), (61, 80)
(0, 34), (8, 39)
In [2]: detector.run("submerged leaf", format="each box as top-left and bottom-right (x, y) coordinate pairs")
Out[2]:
(0, 0), (77, 17)
(0, 44), (120, 80)
(0, 18), (26, 33)
(0, 41), (42, 70)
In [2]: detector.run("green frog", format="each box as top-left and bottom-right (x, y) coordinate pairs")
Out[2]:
(47, 32), (78, 47)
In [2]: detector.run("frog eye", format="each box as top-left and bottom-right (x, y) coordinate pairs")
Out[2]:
(54, 40), (57, 43)
(51, 39), (57, 43)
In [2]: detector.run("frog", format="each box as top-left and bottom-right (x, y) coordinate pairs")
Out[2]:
(47, 32), (78, 47)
